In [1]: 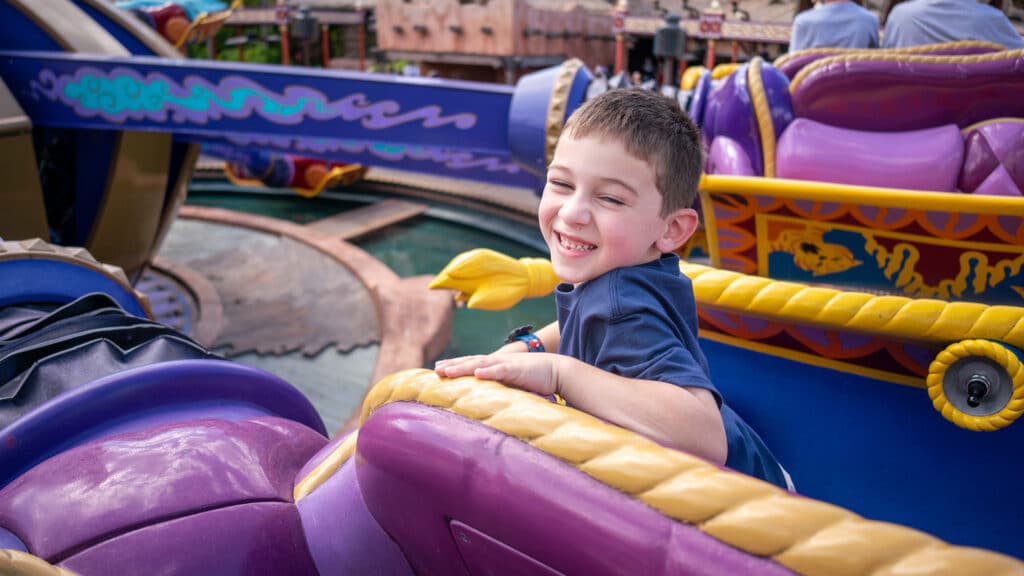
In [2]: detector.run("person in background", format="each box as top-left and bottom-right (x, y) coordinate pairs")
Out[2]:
(789, 0), (880, 51)
(881, 0), (1024, 48)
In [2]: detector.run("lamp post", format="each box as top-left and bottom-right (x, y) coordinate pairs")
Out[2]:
(613, 0), (628, 75)
(653, 13), (686, 92)
(290, 5), (319, 66)
(275, 1), (290, 65)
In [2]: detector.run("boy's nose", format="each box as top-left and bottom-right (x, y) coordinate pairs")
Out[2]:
(558, 193), (590, 227)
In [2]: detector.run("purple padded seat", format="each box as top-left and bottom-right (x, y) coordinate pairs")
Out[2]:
(0, 416), (326, 571)
(792, 51), (1024, 132)
(295, 454), (413, 575)
(702, 60), (793, 177)
(62, 502), (319, 576)
(687, 69), (712, 130)
(355, 402), (796, 576)
(776, 118), (964, 191)
(708, 136), (757, 176)
(702, 64), (765, 175)
(959, 120), (1024, 196)
(775, 41), (1006, 80)
(0, 359), (326, 489)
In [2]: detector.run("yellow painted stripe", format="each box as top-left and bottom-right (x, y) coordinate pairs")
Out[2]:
(699, 174), (1024, 215)
(294, 431), (358, 501)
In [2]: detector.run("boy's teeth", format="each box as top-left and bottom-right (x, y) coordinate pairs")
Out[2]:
(559, 234), (595, 251)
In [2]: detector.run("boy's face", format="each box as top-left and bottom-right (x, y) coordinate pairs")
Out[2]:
(539, 134), (684, 284)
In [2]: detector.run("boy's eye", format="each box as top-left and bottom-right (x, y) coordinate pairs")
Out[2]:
(599, 195), (625, 206)
(548, 179), (572, 191)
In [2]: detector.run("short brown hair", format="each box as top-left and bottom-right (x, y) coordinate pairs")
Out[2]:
(560, 88), (704, 216)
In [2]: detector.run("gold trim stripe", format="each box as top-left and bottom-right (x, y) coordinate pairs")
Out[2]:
(961, 117), (1024, 135)
(293, 431), (358, 501)
(545, 58), (584, 166)
(700, 174), (1024, 215)
(746, 58), (776, 178)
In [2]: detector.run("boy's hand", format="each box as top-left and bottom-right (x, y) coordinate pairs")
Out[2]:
(434, 353), (560, 397)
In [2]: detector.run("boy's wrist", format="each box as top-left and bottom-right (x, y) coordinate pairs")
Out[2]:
(504, 325), (545, 352)
(497, 340), (528, 354)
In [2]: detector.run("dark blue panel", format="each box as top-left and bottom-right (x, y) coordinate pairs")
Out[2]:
(164, 140), (192, 207)
(0, 6), (64, 52)
(73, 2), (160, 56)
(702, 337), (1024, 558)
(73, 130), (119, 246)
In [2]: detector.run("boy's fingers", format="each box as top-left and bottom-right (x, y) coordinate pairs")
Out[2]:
(476, 362), (517, 384)
(436, 356), (497, 378)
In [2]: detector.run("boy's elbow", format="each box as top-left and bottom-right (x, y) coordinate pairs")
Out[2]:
(688, 390), (728, 466)
(704, 421), (728, 467)
(658, 388), (727, 466)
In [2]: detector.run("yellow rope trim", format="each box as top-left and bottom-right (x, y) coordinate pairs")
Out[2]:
(772, 40), (1006, 71)
(746, 58), (776, 178)
(711, 62), (739, 80)
(355, 369), (1024, 574)
(961, 117), (1024, 135)
(680, 66), (706, 90)
(431, 248), (1024, 350)
(681, 261), (1024, 349)
(0, 549), (78, 576)
(926, 339), (1024, 431)
(293, 431), (358, 501)
(789, 48), (1024, 95)
(545, 58), (584, 166)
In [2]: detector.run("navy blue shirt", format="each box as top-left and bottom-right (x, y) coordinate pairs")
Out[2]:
(556, 253), (788, 488)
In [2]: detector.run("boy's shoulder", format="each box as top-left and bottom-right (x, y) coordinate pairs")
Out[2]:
(590, 255), (692, 318)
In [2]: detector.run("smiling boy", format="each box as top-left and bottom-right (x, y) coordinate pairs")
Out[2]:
(436, 89), (789, 488)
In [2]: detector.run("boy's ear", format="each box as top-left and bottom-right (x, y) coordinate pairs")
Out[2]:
(655, 208), (700, 253)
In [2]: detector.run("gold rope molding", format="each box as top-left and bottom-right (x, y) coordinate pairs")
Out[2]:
(544, 58), (584, 166)
(746, 57), (777, 178)
(681, 261), (1024, 348)
(341, 368), (1024, 575)
(927, 339), (1024, 431)
(0, 549), (78, 576)
(429, 249), (1024, 348)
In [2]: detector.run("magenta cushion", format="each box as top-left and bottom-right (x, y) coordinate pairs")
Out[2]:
(776, 118), (963, 191)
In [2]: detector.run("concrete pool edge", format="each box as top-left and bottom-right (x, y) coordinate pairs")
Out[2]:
(173, 204), (454, 434)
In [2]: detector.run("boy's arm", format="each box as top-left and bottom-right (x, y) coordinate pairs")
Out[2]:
(556, 357), (726, 465)
(495, 321), (561, 354)
(435, 352), (726, 465)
